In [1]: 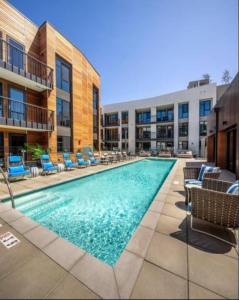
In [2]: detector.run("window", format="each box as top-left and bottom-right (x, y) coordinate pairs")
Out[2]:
(0, 132), (4, 167)
(200, 121), (207, 136)
(178, 141), (188, 150)
(136, 111), (151, 124)
(157, 125), (174, 139)
(57, 136), (72, 152)
(178, 103), (188, 119)
(200, 99), (211, 117)
(105, 128), (118, 141)
(9, 87), (25, 120)
(56, 56), (71, 92)
(157, 108), (174, 122)
(121, 111), (128, 124)
(93, 86), (99, 135)
(136, 142), (151, 151)
(136, 127), (151, 139)
(179, 123), (188, 137)
(8, 38), (24, 69)
(122, 142), (128, 151)
(122, 127), (128, 139)
(0, 83), (2, 117)
(56, 98), (71, 127)
(105, 113), (118, 126)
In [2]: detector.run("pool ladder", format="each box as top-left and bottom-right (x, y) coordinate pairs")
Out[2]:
(0, 167), (15, 209)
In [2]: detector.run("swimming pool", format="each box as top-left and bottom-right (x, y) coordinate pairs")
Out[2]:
(14, 159), (175, 266)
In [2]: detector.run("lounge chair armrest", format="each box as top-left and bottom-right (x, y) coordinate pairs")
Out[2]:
(202, 178), (232, 192)
(190, 187), (239, 228)
(183, 167), (200, 180)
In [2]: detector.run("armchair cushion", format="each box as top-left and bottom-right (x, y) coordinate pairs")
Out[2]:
(227, 181), (239, 195)
(198, 164), (219, 181)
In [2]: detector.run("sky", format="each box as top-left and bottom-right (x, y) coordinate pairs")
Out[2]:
(9, 0), (238, 105)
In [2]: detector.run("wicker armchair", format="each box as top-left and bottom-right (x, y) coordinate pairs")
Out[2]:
(190, 178), (239, 246)
(183, 167), (221, 204)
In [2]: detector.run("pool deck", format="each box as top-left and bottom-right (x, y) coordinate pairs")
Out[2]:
(0, 158), (238, 299)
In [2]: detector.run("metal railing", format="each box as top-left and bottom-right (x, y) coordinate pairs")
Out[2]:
(0, 167), (15, 208)
(103, 119), (120, 127)
(0, 96), (54, 131)
(0, 38), (53, 89)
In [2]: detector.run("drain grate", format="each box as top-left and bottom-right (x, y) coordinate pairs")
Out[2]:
(0, 232), (20, 249)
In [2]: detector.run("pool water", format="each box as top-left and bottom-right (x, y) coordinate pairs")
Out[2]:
(15, 159), (175, 266)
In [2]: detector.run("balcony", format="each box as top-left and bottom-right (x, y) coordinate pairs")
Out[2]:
(0, 39), (53, 92)
(104, 133), (120, 142)
(0, 96), (54, 131)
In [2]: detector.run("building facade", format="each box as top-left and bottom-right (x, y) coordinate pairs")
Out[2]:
(0, 0), (100, 166)
(102, 82), (224, 157)
(207, 73), (239, 178)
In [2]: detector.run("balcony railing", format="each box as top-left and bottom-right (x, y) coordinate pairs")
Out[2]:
(0, 96), (54, 131)
(104, 119), (120, 127)
(104, 134), (120, 142)
(0, 38), (53, 90)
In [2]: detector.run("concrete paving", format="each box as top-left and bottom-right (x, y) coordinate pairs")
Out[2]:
(0, 158), (238, 299)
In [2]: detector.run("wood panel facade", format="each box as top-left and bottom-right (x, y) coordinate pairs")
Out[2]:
(207, 73), (239, 178)
(0, 0), (100, 165)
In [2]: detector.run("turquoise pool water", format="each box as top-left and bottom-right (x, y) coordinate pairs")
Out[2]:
(15, 159), (175, 266)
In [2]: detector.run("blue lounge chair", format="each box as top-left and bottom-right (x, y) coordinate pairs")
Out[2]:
(63, 153), (77, 170)
(7, 156), (31, 181)
(87, 151), (100, 166)
(40, 154), (58, 175)
(76, 153), (88, 168)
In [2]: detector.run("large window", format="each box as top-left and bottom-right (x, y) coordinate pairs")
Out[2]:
(200, 121), (207, 136)
(57, 136), (72, 152)
(105, 113), (119, 126)
(8, 38), (24, 69)
(157, 108), (174, 122)
(200, 99), (211, 117)
(179, 122), (188, 137)
(105, 128), (119, 141)
(178, 103), (188, 119)
(136, 127), (151, 139)
(122, 127), (128, 139)
(136, 142), (151, 151)
(9, 87), (25, 120)
(121, 111), (128, 124)
(136, 111), (151, 124)
(93, 86), (99, 135)
(56, 98), (71, 127)
(157, 125), (174, 139)
(56, 56), (71, 92)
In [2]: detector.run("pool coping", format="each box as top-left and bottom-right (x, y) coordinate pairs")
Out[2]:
(0, 157), (179, 299)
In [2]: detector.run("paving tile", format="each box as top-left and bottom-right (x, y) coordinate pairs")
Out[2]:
(0, 203), (11, 213)
(46, 274), (100, 299)
(0, 224), (39, 279)
(131, 261), (187, 299)
(126, 225), (154, 258)
(156, 214), (187, 241)
(43, 237), (85, 271)
(70, 253), (119, 299)
(189, 282), (225, 299)
(161, 203), (187, 220)
(114, 250), (143, 299)
(24, 225), (58, 249)
(140, 211), (160, 230)
(167, 191), (186, 201)
(10, 216), (39, 234)
(0, 208), (24, 223)
(188, 245), (239, 299)
(146, 232), (187, 278)
(0, 252), (66, 299)
(149, 200), (164, 213)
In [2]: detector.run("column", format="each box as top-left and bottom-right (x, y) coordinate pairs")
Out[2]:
(188, 99), (200, 155)
(128, 109), (135, 154)
(118, 112), (122, 151)
(151, 106), (157, 150)
(174, 104), (178, 154)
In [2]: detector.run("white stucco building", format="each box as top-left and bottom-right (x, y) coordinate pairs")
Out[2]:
(102, 81), (227, 157)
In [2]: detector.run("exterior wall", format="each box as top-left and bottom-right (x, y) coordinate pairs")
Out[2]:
(0, 0), (100, 164)
(103, 84), (217, 156)
(208, 73), (239, 178)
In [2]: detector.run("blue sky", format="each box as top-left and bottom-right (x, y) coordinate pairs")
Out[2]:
(10, 0), (238, 104)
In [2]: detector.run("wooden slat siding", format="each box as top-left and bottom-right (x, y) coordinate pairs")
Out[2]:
(40, 22), (100, 159)
(0, 0), (40, 59)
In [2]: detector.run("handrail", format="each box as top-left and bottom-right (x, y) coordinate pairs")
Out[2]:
(0, 167), (15, 209)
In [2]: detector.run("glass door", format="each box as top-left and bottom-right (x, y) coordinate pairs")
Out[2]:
(9, 87), (25, 121)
